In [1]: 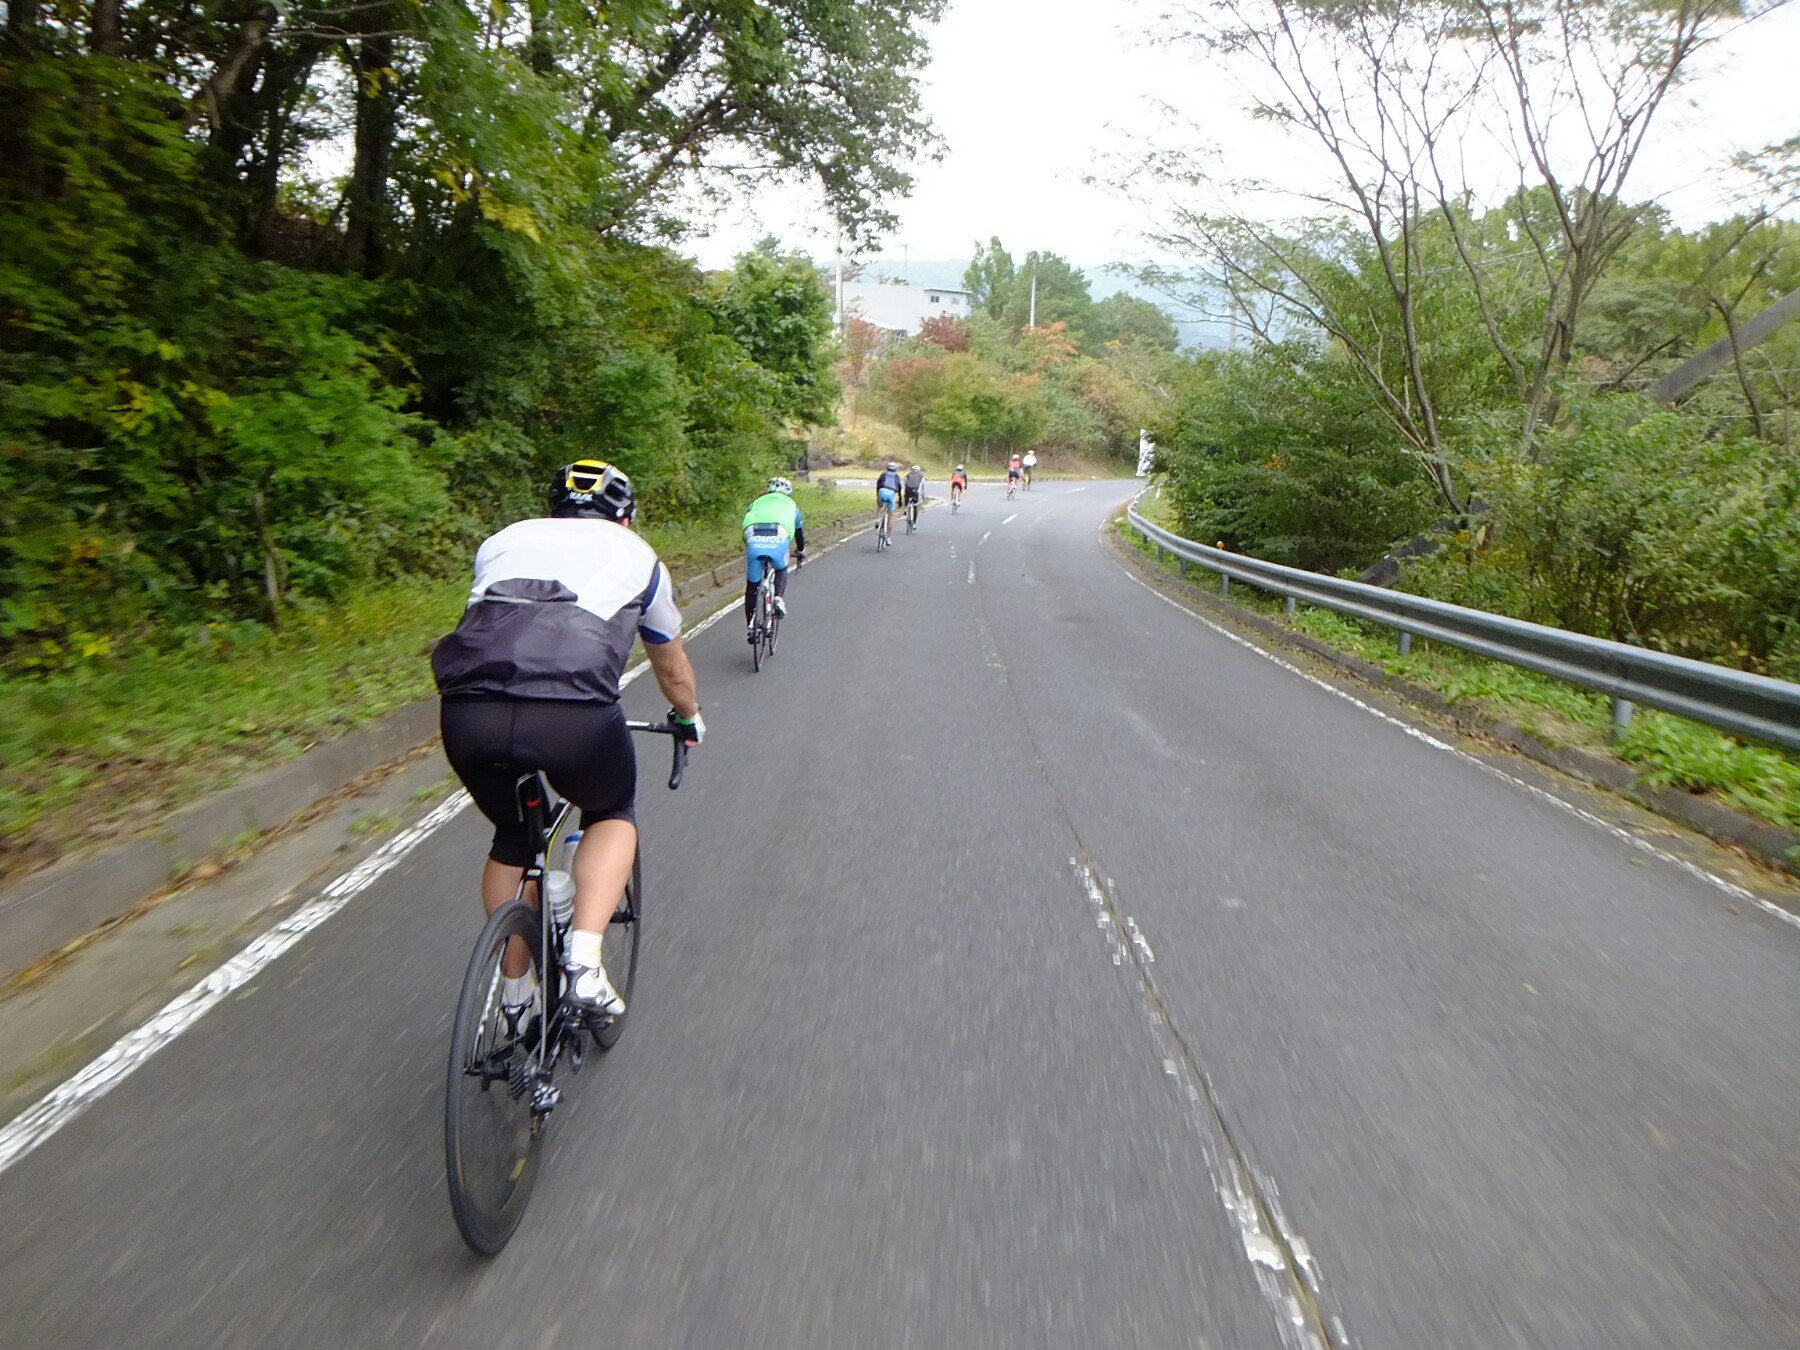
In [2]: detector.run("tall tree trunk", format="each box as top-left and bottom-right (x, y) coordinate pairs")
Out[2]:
(248, 44), (321, 254)
(197, 3), (278, 131)
(344, 35), (397, 276)
(89, 0), (124, 54)
(3, 0), (44, 196)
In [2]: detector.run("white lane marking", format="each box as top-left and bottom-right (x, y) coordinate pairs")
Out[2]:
(1066, 486), (1088, 494)
(1112, 555), (1799, 930)
(0, 533), (886, 1174)
(980, 531), (992, 545)
(968, 562), (976, 585)
(1073, 861), (1333, 1349)
(1002, 513), (1019, 525)
(0, 791), (472, 1175)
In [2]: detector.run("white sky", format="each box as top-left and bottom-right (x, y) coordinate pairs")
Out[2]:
(685, 0), (1800, 272)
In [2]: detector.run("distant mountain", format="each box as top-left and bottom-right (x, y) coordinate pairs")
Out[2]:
(835, 256), (1230, 349)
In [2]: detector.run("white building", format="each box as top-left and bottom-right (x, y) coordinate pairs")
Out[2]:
(839, 279), (970, 338)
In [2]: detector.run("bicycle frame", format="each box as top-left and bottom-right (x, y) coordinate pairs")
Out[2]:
(506, 724), (686, 1103)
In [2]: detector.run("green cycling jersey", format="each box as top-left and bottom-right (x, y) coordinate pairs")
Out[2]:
(743, 492), (803, 533)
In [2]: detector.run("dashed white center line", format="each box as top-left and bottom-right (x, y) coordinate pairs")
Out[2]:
(968, 562), (976, 584)
(1002, 513), (1019, 525)
(980, 531), (992, 544)
(1066, 486), (1088, 494)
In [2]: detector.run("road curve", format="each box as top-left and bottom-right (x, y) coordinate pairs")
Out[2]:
(1, 480), (1796, 1349)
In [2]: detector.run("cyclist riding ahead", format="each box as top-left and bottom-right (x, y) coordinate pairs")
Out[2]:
(1022, 449), (1037, 488)
(874, 461), (903, 542)
(950, 464), (968, 506)
(742, 476), (806, 638)
(903, 464), (925, 528)
(432, 460), (703, 1029)
(1006, 453), (1023, 498)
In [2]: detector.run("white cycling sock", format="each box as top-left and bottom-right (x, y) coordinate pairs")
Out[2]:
(568, 929), (604, 970)
(501, 971), (537, 1007)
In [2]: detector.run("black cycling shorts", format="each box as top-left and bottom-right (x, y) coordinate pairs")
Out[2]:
(440, 697), (637, 866)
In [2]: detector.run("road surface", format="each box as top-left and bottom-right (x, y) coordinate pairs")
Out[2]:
(2, 481), (1797, 1348)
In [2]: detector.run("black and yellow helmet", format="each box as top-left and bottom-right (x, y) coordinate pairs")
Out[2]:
(549, 460), (634, 522)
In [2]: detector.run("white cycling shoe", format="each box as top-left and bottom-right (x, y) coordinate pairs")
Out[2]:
(564, 961), (625, 1018)
(772, 595), (788, 616)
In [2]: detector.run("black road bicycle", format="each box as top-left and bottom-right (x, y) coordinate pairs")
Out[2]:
(905, 493), (920, 534)
(748, 558), (779, 671)
(444, 721), (686, 1255)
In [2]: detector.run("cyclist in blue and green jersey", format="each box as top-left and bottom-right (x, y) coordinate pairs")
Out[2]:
(742, 477), (806, 638)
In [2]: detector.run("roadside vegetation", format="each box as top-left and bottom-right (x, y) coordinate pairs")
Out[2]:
(1097, 0), (1799, 829)
(0, 482), (871, 882)
(0, 1), (943, 876)
(841, 240), (1176, 473)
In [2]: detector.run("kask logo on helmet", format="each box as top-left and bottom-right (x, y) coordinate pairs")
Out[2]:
(549, 459), (635, 522)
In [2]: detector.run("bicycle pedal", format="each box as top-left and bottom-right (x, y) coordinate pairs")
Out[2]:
(530, 1082), (561, 1117)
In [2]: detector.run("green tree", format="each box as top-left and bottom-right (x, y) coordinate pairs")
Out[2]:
(1001, 252), (1096, 346)
(964, 237), (1016, 319)
(712, 247), (842, 429)
(1092, 293), (1178, 350)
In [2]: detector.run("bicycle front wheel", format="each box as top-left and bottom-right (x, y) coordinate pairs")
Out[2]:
(594, 852), (642, 1051)
(445, 899), (544, 1255)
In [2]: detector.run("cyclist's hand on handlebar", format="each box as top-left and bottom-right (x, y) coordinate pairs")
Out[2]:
(668, 707), (705, 746)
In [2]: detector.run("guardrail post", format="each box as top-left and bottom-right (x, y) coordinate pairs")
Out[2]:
(1284, 596), (1296, 617)
(1220, 574), (1230, 598)
(1177, 558), (1187, 578)
(1155, 542), (1164, 563)
(1398, 631), (1412, 656)
(1610, 697), (1634, 739)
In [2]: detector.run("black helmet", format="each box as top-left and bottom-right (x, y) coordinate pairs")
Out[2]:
(549, 459), (634, 522)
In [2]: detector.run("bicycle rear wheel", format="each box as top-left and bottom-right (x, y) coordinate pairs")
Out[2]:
(445, 900), (544, 1255)
(593, 852), (642, 1051)
(767, 601), (780, 657)
(751, 583), (767, 672)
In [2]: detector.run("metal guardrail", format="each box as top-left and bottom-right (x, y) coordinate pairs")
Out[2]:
(1124, 502), (1800, 754)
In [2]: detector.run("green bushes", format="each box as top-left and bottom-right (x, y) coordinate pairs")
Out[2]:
(1405, 396), (1800, 677)
(1149, 341), (1439, 573)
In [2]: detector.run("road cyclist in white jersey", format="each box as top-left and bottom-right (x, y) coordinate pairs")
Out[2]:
(1021, 449), (1037, 488)
(432, 459), (703, 1028)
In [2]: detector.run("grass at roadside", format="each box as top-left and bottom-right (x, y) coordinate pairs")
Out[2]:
(1117, 516), (1800, 840)
(0, 482), (873, 885)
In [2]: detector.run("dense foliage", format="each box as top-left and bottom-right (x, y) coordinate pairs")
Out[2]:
(0, 0), (938, 666)
(1124, 0), (1800, 679)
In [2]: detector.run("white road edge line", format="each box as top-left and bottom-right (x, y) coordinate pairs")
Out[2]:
(0, 529), (880, 1176)
(0, 790), (472, 1175)
(1112, 546), (1799, 932)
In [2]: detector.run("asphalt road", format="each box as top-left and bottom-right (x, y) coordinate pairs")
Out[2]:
(2, 481), (1797, 1349)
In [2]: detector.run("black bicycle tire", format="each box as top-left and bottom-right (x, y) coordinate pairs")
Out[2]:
(445, 899), (544, 1255)
(751, 584), (766, 672)
(767, 603), (780, 656)
(593, 852), (641, 1051)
